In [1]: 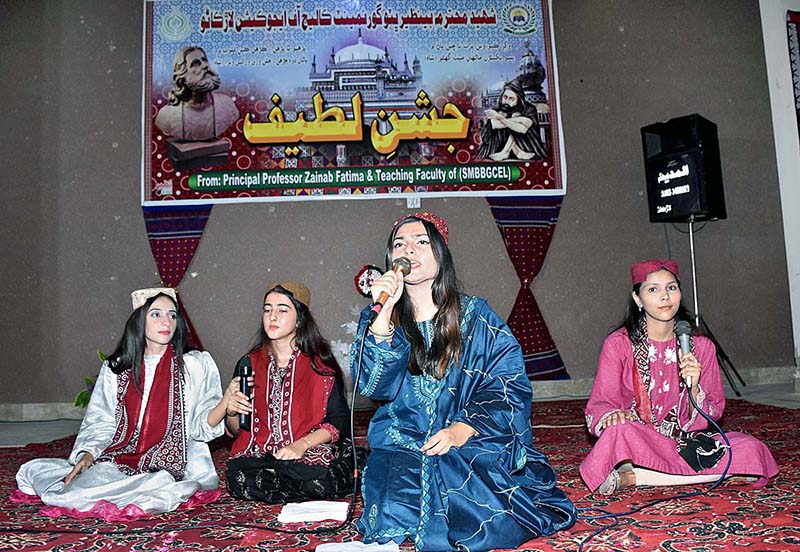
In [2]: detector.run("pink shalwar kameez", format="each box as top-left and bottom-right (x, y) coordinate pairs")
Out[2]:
(580, 329), (778, 492)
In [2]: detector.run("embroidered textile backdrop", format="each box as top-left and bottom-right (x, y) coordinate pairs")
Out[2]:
(142, 205), (212, 349)
(141, 199), (570, 380)
(139, 199), (569, 379)
(487, 196), (567, 379)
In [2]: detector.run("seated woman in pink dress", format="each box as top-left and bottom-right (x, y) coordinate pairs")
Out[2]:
(580, 259), (778, 494)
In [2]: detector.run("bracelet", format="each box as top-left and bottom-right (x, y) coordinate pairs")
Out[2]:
(368, 321), (395, 338)
(302, 436), (313, 449)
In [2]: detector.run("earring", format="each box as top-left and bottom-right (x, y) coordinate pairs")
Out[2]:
(638, 305), (643, 312)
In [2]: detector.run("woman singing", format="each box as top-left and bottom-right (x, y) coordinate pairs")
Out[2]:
(351, 212), (575, 551)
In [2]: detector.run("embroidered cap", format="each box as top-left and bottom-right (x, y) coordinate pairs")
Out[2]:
(131, 287), (178, 310)
(631, 259), (680, 285)
(393, 212), (449, 244)
(265, 281), (311, 306)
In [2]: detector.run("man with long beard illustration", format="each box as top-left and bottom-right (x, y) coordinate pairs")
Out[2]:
(477, 80), (546, 161)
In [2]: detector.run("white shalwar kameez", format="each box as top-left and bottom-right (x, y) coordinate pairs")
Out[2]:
(16, 350), (223, 515)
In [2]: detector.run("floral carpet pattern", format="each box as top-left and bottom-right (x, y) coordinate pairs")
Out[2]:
(1, 401), (797, 551)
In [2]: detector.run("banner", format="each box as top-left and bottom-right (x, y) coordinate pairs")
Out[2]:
(789, 11), (800, 141)
(143, 1), (565, 205)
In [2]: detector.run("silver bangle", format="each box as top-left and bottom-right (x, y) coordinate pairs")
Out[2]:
(368, 321), (395, 338)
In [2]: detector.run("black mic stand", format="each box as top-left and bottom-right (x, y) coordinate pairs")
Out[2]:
(687, 215), (746, 396)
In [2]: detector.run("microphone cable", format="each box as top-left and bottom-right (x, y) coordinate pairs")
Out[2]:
(575, 387), (732, 551)
(1, 335), (372, 539)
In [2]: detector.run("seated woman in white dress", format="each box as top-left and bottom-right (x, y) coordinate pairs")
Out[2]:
(15, 287), (239, 520)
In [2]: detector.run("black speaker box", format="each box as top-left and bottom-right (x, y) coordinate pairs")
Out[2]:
(641, 114), (727, 223)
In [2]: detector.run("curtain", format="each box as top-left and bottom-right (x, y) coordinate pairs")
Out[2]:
(486, 196), (568, 380)
(142, 205), (212, 349)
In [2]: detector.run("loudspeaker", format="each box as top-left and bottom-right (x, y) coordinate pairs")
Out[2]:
(641, 114), (727, 223)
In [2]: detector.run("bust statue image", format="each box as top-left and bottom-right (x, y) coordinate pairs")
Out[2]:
(155, 46), (239, 142)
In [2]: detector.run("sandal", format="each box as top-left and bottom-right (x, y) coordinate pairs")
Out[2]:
(597, 469), (621, 495)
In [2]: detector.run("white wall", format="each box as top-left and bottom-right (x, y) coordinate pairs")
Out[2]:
(761, 0), (800, 366)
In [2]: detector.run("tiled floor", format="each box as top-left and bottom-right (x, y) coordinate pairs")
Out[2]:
(724, 381), (800, 410)
(1, 383), (796, 448)
(0, 419), (81, 448)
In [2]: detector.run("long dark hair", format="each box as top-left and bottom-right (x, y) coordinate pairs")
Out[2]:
(386, 217), (463, 380)
(107, 293), (191, 392)
(250, 286), (341, 377)
(614, 274), (700, 343)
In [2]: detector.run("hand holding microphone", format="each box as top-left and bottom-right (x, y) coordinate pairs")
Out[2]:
(368, 257), (411, 323)
(236, 356), (253, 431)
(675, 320), (699, 388)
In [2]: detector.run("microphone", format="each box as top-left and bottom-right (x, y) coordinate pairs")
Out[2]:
(368, 257), (411, 323)
(675, 320), (693, 387)
(236, 356), (252, 431)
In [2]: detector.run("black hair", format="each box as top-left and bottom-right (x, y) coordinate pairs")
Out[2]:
(107, 293), (191, 392)
(385, 217), (463, 379)
(250, 286), (342, 377)
(613, 272), (701, 342)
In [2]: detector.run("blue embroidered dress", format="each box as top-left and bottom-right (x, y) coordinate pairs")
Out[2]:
(350, 296), (576, 551)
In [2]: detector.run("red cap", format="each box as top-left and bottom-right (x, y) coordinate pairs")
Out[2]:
(631, 259), (679, 285)
(393, 212), (449, 244)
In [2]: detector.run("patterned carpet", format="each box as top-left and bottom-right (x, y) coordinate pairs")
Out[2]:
(1, 400), (797, 551)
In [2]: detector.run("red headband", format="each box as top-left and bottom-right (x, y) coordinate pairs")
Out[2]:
(631, 259), (680, 285)
(393, 212), (449, 244)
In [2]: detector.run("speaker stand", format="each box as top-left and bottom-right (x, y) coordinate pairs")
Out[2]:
(687, 218), (747, 396)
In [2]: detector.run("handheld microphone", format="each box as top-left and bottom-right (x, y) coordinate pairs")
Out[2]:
(368, 256), (411, 322)
(236, 356), (252, 431)
(675, 320), (693, 387)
